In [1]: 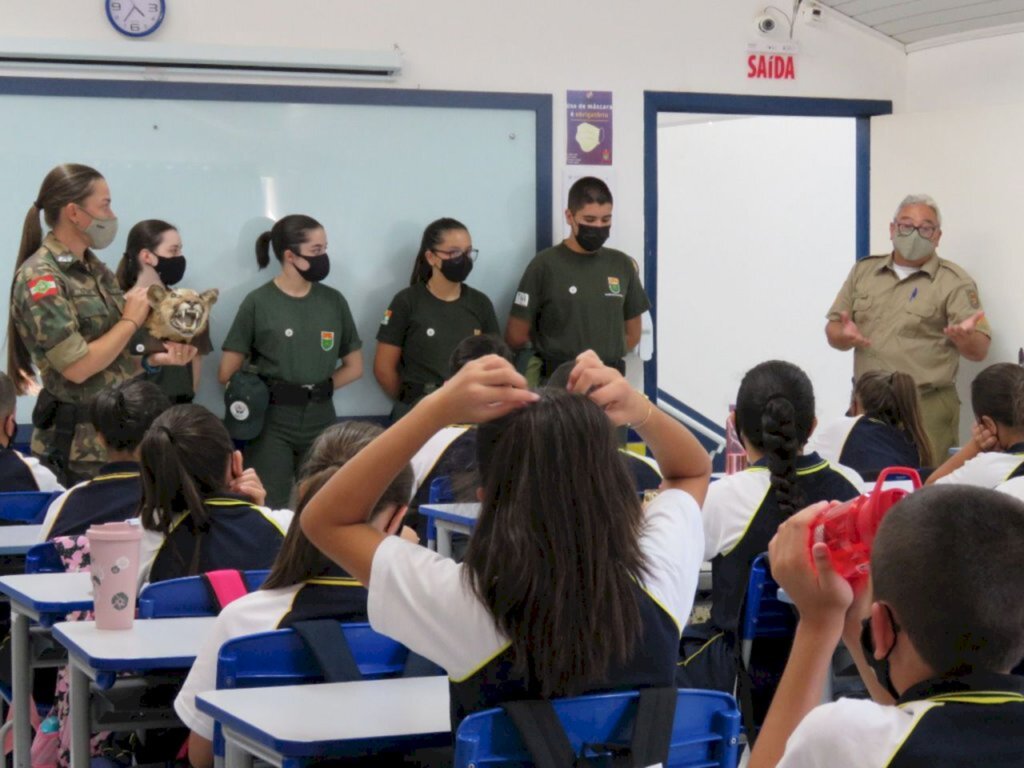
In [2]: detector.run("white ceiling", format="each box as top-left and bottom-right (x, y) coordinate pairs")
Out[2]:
(819, 0), (1024, 46)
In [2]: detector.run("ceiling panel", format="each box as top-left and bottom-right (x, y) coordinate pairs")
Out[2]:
(819, 0), (1024, 45)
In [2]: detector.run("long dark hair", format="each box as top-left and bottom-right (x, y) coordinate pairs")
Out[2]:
(262, 421), (413, 590)
(463, 388), (647, 698)
(735, 360), (816, 517)
(971, 363), (1024, 431)
(856, 370), (933, 466)
(138, 405), (235, 574)
(116, 219), (177, 291)
(8, 164), (104, 392)
(409, 217), (467, 285)
(255, 214), (322, 270)
(90, 378), (172, 453)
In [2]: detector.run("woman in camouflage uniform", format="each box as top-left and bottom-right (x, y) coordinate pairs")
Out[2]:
(7, 164), (196, 485)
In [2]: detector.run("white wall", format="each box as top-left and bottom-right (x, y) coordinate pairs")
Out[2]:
(871, 30), (1024, 441)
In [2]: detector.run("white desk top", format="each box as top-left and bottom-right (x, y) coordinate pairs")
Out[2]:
(197, 676), (450, 746)
(0, 525), (44, 555)
(419, 502), (480, 523)
(53, 616), (215, 671)
(0, 572), (93, 615)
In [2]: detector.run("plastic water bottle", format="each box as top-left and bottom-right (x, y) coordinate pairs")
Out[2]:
(725, 404), (747, 475)
(810, 467), (921, 581)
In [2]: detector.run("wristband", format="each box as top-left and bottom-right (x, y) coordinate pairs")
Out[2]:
(629, 397), (654, 429)
(120, 317), (139, 331)
(140, 355), (161, 375)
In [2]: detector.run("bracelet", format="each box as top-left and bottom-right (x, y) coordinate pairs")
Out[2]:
(629, 398), (654, 430)
(120, 317), (139, 331)
(140, 355), (161, 375)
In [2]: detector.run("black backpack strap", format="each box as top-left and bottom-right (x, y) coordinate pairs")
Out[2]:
(501, 699), (577, 768)
(734, 646), (759, 748)
(626, 686), (676, 767)
(291, 619), (362, 683)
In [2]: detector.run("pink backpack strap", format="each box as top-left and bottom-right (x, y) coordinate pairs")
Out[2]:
(200, 569), (249, 613)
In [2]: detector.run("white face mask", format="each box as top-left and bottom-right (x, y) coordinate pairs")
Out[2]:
(575, 122), (603, 153)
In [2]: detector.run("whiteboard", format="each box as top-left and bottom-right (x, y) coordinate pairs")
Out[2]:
(0, 78), (549, 421)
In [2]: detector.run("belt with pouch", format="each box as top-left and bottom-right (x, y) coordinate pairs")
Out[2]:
(265, 378), (333, 407)
(397, 380), (441, 406)
(31, 389), (89, 486)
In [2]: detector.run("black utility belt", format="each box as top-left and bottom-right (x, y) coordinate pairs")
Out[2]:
(265, 378), (333, 407)
(541, 356), (626, 378)
(31, 389), (85, 430)
(397, 380), (441, 406)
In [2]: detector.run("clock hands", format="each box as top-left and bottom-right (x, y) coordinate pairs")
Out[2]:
(125, 3), (143, 20)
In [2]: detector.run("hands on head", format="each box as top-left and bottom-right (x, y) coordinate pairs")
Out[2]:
(228, 449), (267, 506)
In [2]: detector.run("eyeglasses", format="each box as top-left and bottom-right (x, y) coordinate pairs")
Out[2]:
(431, 248), (478, 261)
(894, 222), (938, 239)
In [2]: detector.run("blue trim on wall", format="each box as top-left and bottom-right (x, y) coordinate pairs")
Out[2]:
(0, 76), (553, 254)
(642, 92), (893, 416)
(656, 389), (725, 458)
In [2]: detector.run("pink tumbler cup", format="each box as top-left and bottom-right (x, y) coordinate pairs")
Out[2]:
(86, 521), (143, 630)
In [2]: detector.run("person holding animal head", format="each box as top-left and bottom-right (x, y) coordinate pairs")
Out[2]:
(218, 214), (363, 508)
(117, 219), (213, 404)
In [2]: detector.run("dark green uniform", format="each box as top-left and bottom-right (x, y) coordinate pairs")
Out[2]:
(509, 243), (650, 375)
(376, 282), (499, 415)
(222, 280), (361, 508)
(11, 234), (136, 481)
(129, 325), (213, 404)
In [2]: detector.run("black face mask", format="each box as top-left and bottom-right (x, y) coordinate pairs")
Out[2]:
(438, 253), (474, 283)
(860, 608), (901, 700)
(575, 223), (610, 252)
(153, 255), (187, 287)
(296, 254), (330, 283)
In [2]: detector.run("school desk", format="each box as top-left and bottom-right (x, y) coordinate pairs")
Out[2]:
(0, 525), (44, 555)
(418, 502), (480, 558)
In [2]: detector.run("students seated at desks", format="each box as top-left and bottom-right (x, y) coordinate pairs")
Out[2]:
(806, 370), (932, 480)
(678, 361), (861, 702)
(748, 486), (1024, 768)
(136, 404), (291, 584)
(547, 360), (663, 492)
(174, 421), (416, 768)
(408, 334), (512, 541)
(302, 351), (711, 727)
(927, 362), (1024, 487)
(38, 378), (170, 540)
(0, 370), (62, 494)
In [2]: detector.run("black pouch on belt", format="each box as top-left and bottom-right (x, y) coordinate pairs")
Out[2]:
(31, 388), (58, 430)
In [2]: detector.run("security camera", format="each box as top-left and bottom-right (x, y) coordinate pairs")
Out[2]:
(756, 14), (777, 34)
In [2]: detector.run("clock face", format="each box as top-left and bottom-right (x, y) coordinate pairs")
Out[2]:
(106, 0), (166, 37)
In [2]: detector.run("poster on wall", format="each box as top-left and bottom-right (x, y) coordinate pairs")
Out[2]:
(566, 90), (612, 165)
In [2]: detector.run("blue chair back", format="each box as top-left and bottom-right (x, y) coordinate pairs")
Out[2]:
(454, 688), (741, 767)
(25, 541), (63, 573)
(0, 491), (60, 524)
(137, 570), (269, 618)
(424, 475), (454, 545)
(740, 554), (795, 643)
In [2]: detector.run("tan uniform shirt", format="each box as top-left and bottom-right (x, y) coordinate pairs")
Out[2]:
(11, 233), (135, 466)
(826, 252), (990, 391)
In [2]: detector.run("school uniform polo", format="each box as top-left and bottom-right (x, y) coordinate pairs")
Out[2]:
(805, 415), (920, 478)
(621, 449), (662, 492)
(933, 443), (1024, 488)
(777, 672), (1024, 767)
(367, 488), (703, 727)
(38, 460), (139, 540)
(509, 243), (650, 369)
(174, 570), (368, 740)
(0, 445), (62, 494)
(702, 453), (862, 633)
(138, 494), (292, 585)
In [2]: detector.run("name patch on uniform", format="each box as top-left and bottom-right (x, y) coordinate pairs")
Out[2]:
(27, 276), (58, 302)
(321, 331), (335, 351)
(968, 289), (980, 309)
(381, 309), (392, 326)
(514, 291), (529, 307)
(607, 276), (621, 295)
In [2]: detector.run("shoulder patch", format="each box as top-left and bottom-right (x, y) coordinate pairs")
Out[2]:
(967, 288), (980, 309)
(27, 275), (59, 302)
(381, 309), (392, 326)
(514, 291), (529, 308)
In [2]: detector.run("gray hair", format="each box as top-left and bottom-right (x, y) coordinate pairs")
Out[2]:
(894, 194), (942, 227)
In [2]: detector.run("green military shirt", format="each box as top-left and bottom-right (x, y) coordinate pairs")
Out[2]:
(222, 280), (361, 385)
(129, 325), (213, 403)
(509, 243), (650, 365)
(11, 233), (136, 465)
(376, 282), (499, 387)
(827, 252), (991, 390)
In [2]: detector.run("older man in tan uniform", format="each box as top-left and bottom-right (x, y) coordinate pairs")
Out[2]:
(825, 194), (990, 462)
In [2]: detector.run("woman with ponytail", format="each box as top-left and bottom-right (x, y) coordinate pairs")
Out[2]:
(374, 218), (499, 420)
(136, 404), (290, 584)
(8, 165), (194, 485)
(806, 370), (933, 478)
(218, 215), (362, 508)
(676, 360), (861, 702)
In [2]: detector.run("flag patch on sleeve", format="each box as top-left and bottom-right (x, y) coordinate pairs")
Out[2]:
(27, 276), (58, 302)
(381, 309), (392, 326)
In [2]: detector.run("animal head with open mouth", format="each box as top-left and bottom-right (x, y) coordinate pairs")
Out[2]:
(145, 285), (219, 343)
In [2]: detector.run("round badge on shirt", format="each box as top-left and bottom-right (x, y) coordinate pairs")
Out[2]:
(285, 328), (294, 338)
(569, 286), (578, 294)
(426, 328), (436, 337)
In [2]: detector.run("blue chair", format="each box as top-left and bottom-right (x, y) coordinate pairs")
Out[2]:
(25, 541), (63, 573)
(739, 553), (796, 668)
(0, 491), (60, 524)
(137, 570), (270, 618)
(454, 688), (741, 767)
(425, 474), (454, 548)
